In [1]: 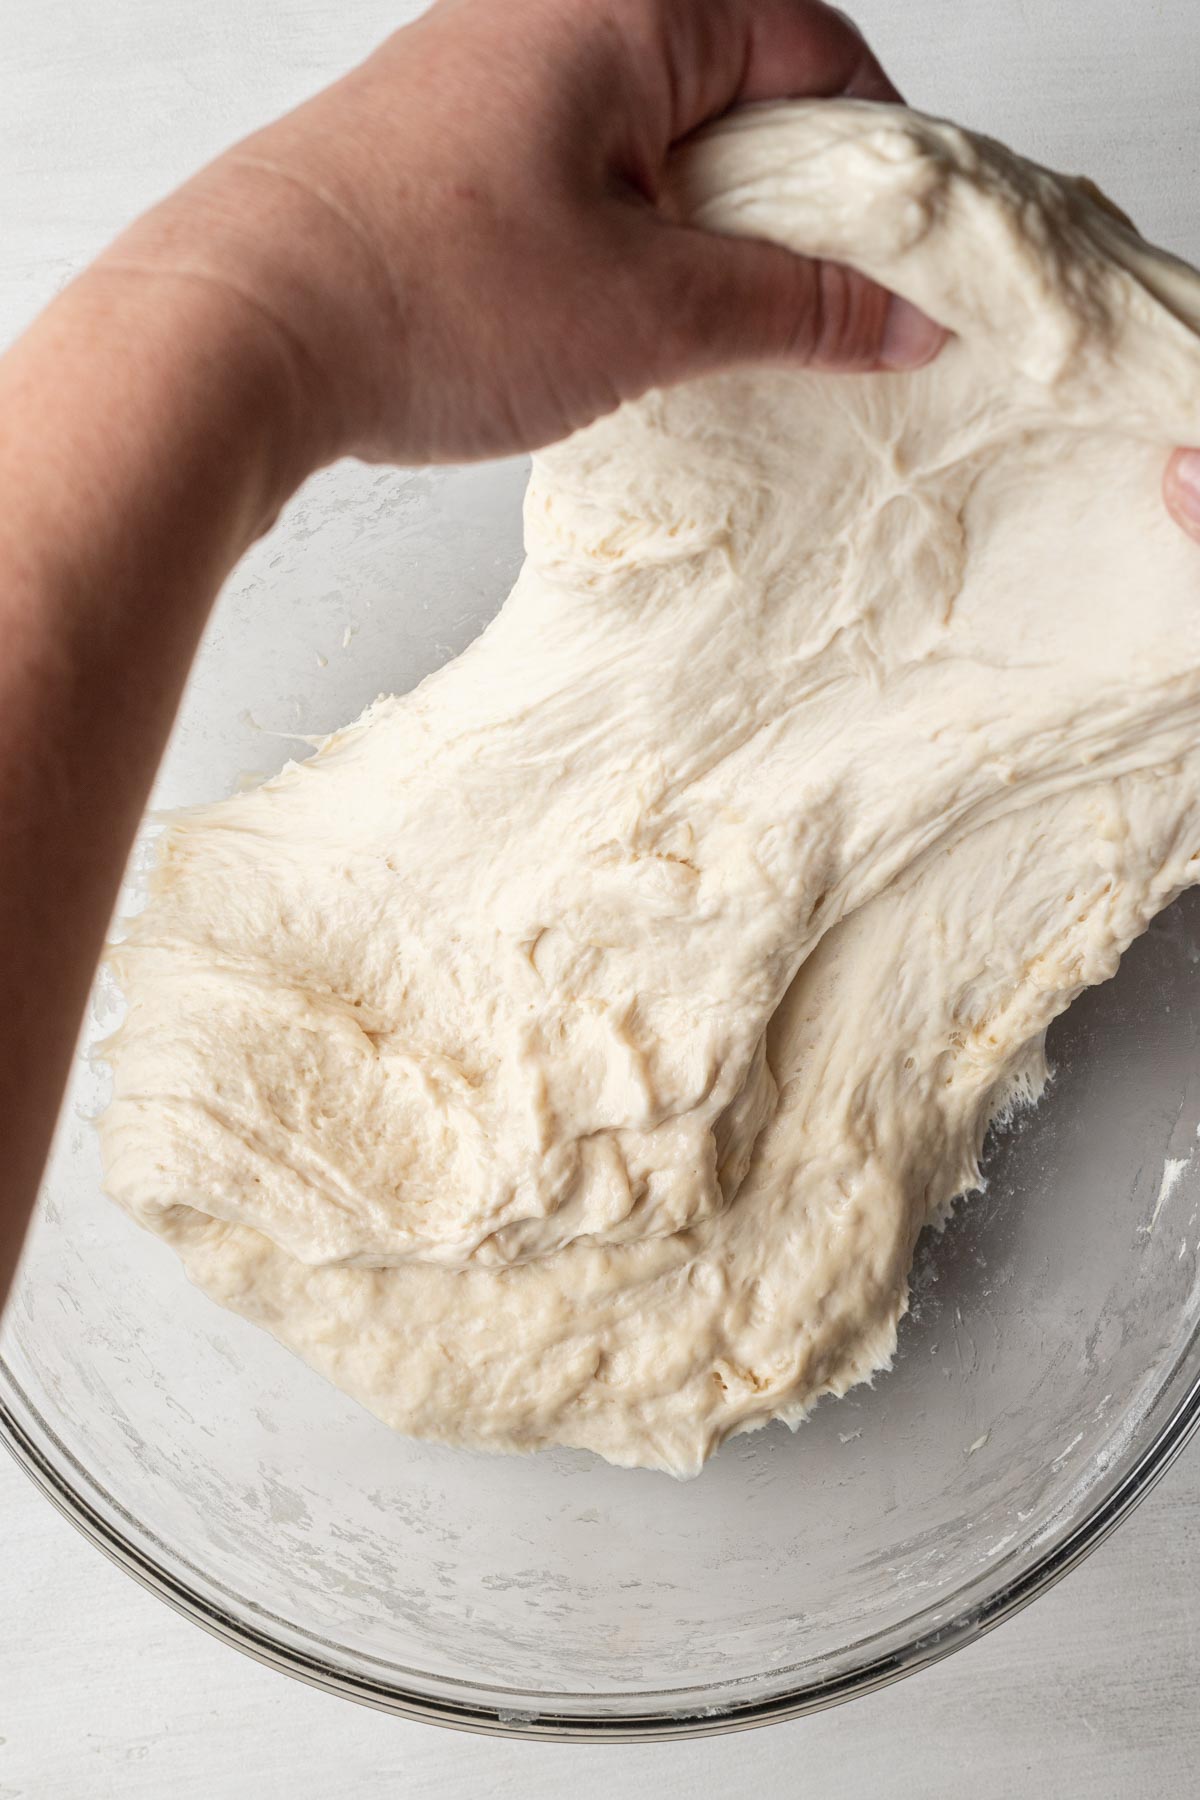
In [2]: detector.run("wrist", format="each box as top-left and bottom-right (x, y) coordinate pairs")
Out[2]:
(71, 259), (312, 554)
(98, 137), (404, 473)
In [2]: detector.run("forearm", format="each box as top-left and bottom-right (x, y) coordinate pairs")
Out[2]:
(0, 262), (308, 1290)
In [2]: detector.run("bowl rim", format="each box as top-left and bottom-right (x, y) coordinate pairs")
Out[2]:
(3, 1344), (1199, 1742)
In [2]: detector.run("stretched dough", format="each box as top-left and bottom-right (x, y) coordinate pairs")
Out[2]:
(100, 102), (1200, 1475)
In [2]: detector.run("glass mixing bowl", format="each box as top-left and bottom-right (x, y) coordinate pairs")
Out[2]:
(3, 455), (1200, 1741)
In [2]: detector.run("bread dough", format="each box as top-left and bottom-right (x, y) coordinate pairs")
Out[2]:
(99, 101), (1200, 1476)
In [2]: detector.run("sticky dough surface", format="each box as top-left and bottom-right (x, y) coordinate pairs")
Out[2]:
(100, 102), (1200, 1475)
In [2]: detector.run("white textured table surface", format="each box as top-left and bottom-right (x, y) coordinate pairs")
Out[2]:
(4, 2), (1200, 1794)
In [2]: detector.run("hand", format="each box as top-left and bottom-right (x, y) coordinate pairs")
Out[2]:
(1166, 449), (1200, 543)
(98, 0), (944, 470)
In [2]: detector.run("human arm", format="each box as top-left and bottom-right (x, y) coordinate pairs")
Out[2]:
(0, 0), (946, 1297)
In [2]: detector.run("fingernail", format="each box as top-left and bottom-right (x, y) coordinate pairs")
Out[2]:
(880, 296), (945, 371)
(1170, 449), (1200, 529)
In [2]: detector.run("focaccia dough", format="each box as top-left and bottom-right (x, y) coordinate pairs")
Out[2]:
(100, 102), (1200, 1475)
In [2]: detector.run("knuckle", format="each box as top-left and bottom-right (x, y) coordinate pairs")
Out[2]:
(809, 262), (886, 368)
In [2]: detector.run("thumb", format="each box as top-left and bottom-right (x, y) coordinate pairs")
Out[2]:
(647, 222), (946, 382)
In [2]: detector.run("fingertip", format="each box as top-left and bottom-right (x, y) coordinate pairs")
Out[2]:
(1164, 448), (1200, 543)
(878, 295), (947, 372)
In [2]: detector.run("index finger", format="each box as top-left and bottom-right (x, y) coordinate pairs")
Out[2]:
(738, 1), (903, 106)
(649, 0), (902, 143)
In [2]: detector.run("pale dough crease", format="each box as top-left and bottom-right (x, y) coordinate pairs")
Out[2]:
(100, 102), (1200, 1475)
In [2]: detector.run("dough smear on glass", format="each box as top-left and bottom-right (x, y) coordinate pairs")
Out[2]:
(100, 102), (1200, 1475)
